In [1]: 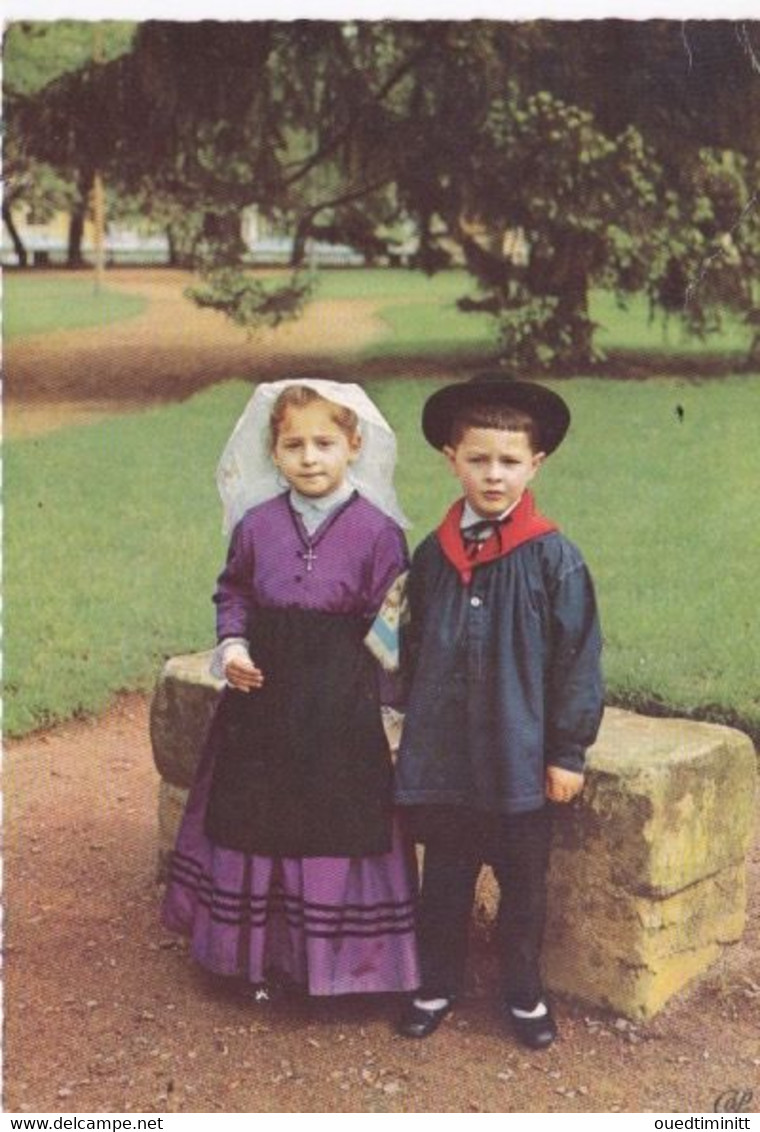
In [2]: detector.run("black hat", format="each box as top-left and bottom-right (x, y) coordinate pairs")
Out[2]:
(422, 372), (571, 454)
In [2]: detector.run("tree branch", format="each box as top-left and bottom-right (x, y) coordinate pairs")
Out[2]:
(289, 176), (391, 267)
(298, 176), (391, 220)
(282, 42), (431, 189)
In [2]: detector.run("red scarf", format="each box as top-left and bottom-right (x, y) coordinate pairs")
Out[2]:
(436, 490), (558, 585)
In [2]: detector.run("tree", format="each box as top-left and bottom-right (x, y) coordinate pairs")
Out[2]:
(371, 20), (760, 369)
(11, 19), (760, 365)
(3, 21), (136, 266)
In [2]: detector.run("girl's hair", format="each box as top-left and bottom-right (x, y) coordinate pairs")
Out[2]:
(450, 404), (541, 452)
(269, 386), (359, 448)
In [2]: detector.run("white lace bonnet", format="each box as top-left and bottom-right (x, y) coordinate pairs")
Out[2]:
(216, 378), (410, 534)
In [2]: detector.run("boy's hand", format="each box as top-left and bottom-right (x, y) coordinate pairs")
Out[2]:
(224, 655), (265, 692)
(545, 765), (584, 804)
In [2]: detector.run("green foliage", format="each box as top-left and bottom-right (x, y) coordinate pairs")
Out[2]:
(186, 269), (313, 332)
(453, 91), (663, 370)
(496, 297), (596, 374)
(3, 146), (75, 222)
(654, 150), (760, 334)
(317, 270), (753, 365)
(3, 20), (136, 95)
(10, 20), (760, 365)
(3, 21), (138, 262)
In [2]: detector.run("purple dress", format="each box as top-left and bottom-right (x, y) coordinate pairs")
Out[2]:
(162, 491), (420, 995)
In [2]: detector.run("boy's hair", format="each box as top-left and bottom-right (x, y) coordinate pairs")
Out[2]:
(449, 404), (542, 453)
(270, 386), (359, 447)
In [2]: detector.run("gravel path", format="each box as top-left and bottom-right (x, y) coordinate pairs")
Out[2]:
(4, 269), (387, 438)
(4, 695), (759, 1114)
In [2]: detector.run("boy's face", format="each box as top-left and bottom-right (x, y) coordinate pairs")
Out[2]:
(443, 426), (545, 518)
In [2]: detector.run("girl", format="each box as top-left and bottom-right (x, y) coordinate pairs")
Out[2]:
(162, 379), (420, 997)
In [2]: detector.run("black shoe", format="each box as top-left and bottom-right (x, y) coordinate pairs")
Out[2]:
(397, 997), (454, 1039)
(506, 1000), (557, 1049)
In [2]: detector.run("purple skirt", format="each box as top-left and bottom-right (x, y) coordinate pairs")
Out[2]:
(162, 733), (421, 996)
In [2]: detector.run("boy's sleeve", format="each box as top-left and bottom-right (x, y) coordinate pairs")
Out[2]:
(212, 520), (256, 641)
(399, 541), (429, 697)
(544, 552), (604, 775)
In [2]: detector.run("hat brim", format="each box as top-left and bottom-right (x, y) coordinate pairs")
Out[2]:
(422, 379), (571, 454)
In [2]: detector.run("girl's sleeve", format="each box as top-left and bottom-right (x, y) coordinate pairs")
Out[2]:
(212, 519), (256, 642)
(367, 522), (410, 709)
(544, 548), (605, 774)
(367, 521), (410, 614)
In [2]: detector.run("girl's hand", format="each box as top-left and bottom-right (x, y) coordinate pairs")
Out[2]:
(225, 655), (265, 693)
(545, 765), (584, 804)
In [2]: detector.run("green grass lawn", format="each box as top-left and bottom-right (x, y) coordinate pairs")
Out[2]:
(366, 300), (497, 359)
(3, 274), (148, 338)
(312, 268), (753, 365)
(6, 266), (751, 366)
(5, 375), (760, 742)
(311, 267), (499, 360)
(590, 290), (752, 361)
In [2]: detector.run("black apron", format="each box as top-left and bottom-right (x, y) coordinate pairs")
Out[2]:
(204, 606), (392, 857)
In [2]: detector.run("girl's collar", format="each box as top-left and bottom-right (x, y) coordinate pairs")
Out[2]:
(289, 480), (355, 516)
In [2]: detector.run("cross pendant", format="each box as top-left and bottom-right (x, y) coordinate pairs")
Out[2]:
(301, 546), (318, 572)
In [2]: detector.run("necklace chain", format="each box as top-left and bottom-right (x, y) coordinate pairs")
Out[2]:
(286, 491), (357, 573)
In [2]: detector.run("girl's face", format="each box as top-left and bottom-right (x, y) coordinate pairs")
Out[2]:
(272, 399), (361, 498)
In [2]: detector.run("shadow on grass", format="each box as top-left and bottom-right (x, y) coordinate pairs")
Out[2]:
(606, 692), (760, 754)
(595, 348), (756, 381)
(297, 346), (758, 384)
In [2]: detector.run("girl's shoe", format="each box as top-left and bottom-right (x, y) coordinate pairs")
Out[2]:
(240, 981), (271, 1003)
(397, 996), (454, 1038)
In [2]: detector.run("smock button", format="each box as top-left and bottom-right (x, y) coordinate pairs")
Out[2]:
(470, 595), (482, 607)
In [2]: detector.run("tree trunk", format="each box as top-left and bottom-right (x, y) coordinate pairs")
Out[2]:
(67, 202), (87, 267)
(68, 170), (96, 268)
(556, 286), (594, 366)
(200, 210), (246, 267)
(528, 234), (596, 368)
(290, 214), (313, 269)
(3, 202), (27, 267)
(166, 225), (178, 267)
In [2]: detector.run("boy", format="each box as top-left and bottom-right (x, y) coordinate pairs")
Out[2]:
(395, 374), (603, 1049)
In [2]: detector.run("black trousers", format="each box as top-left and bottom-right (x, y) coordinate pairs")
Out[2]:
(410, 806), (553, 1008)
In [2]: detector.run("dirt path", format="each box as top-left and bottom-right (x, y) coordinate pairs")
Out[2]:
(4, 695), (759, 1114)
(4, 269), (388, 438)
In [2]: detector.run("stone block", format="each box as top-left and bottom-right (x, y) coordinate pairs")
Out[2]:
(150, 652), (223, 789)
(157, 779), (189, 882)
(476, 707), (757, 1020)
(573, 710), (756, 897)
(151, 656), (757, 1020)
(150, 651), (404, 789)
